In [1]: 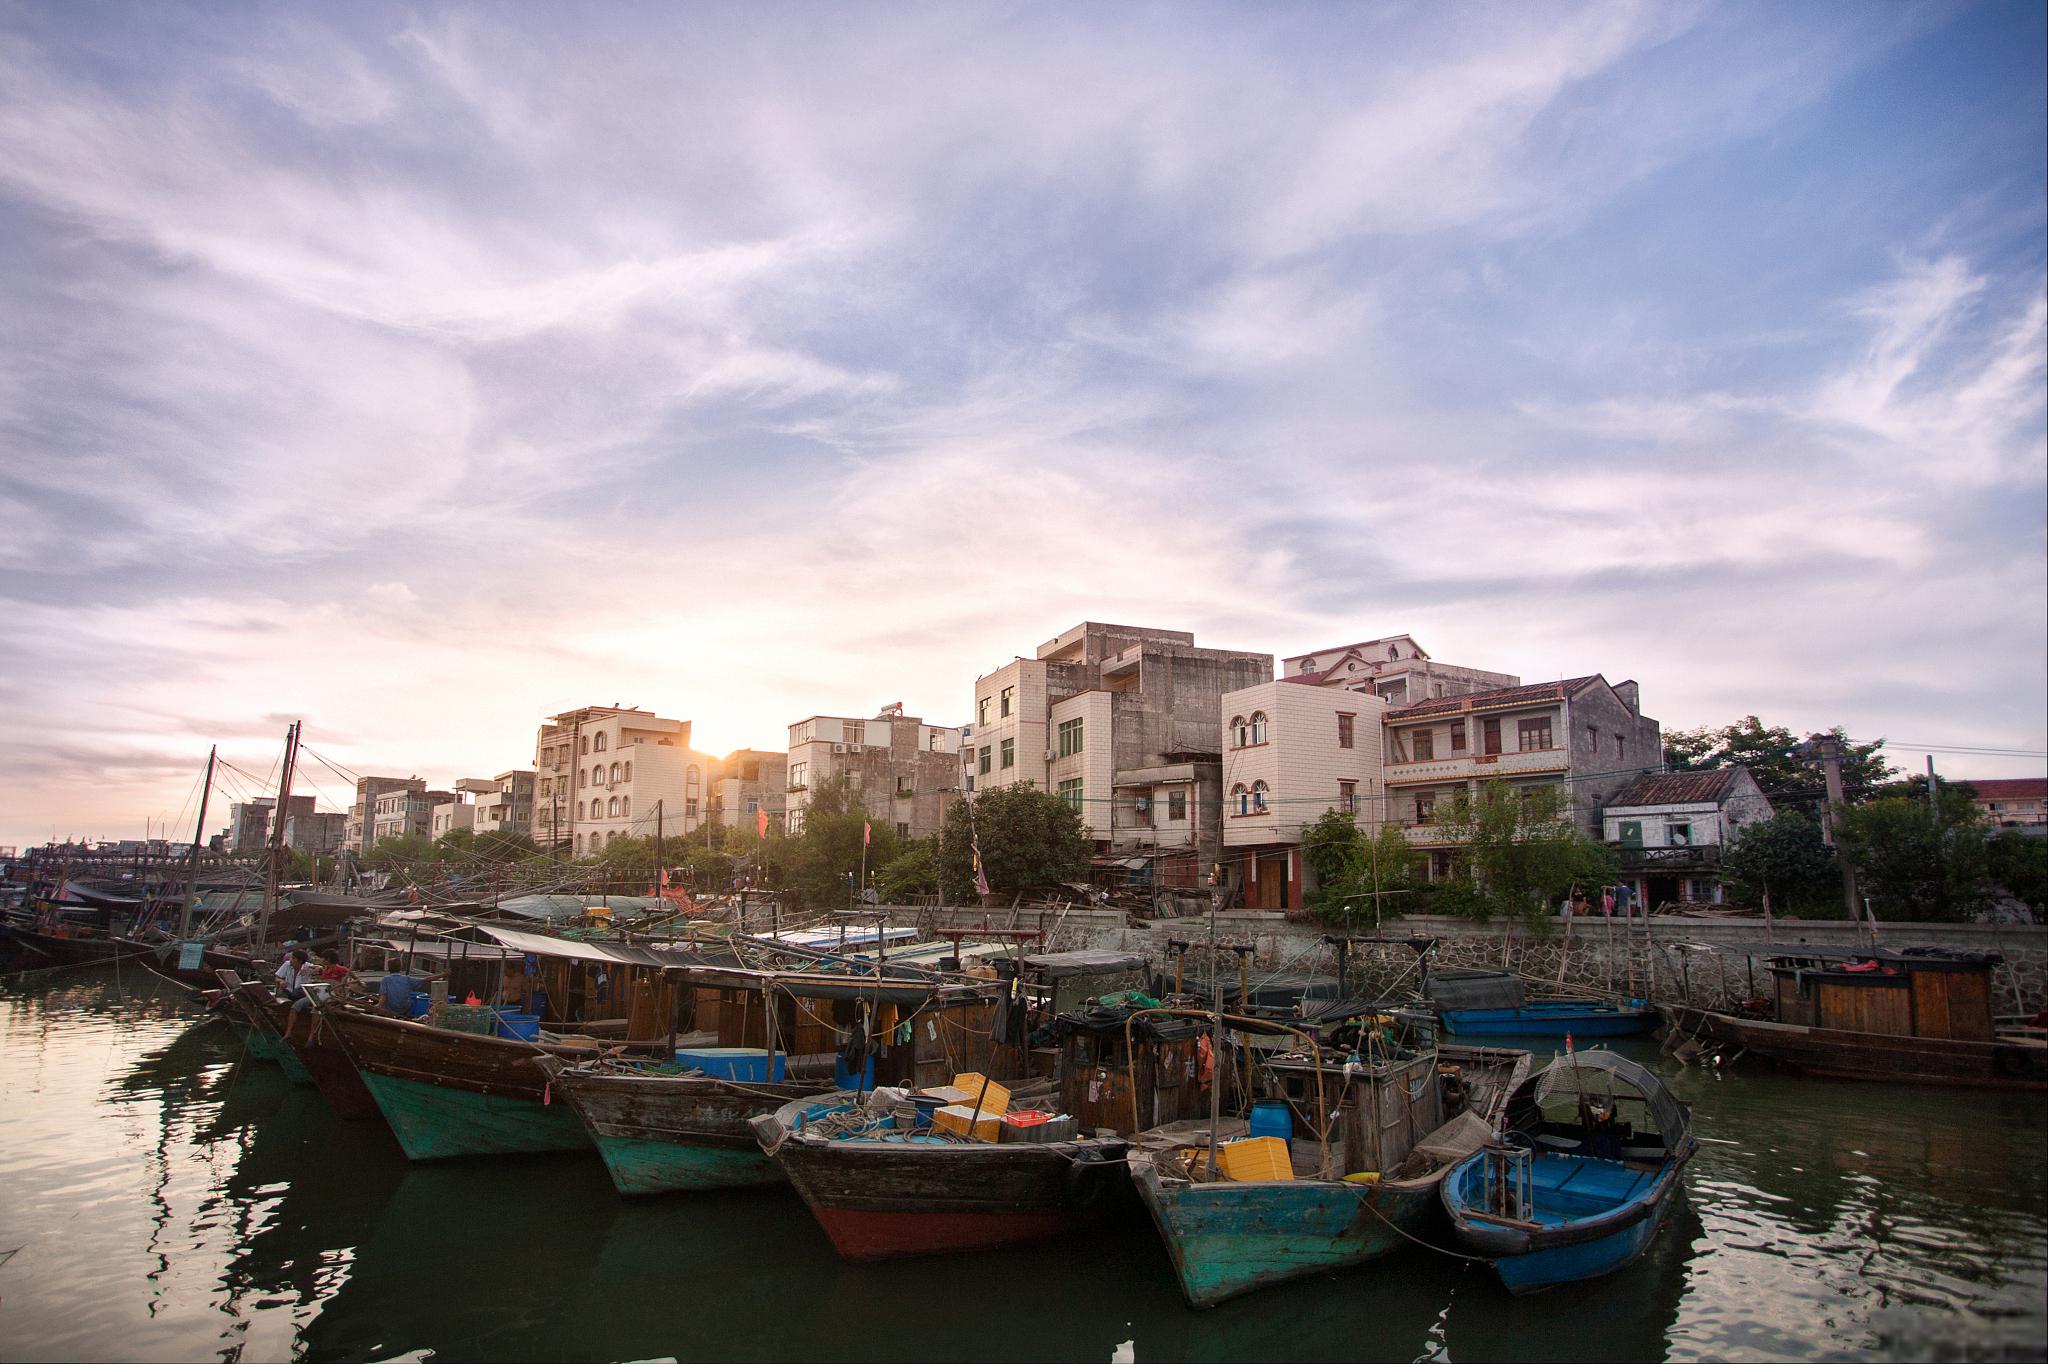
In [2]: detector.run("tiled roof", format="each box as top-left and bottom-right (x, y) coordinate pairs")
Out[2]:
(1607, 770), (1746, 808)
(1384, 676), (1600, 720)
(1964, 777), (2047, 800)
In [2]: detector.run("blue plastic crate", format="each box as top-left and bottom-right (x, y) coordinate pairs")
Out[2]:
(674, 1047), (786, 1081)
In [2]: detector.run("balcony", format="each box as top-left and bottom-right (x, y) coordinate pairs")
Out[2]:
(1383, 747), (1570, 787)
(1616, 844), (1721, 872)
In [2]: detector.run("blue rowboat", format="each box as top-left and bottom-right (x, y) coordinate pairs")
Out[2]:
(1442, 1048), (1695, 1292)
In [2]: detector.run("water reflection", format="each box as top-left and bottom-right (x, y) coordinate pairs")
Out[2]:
(0, 973), (2041, 1363)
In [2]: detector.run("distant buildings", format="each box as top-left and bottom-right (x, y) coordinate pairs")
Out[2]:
(283, 810), (348, 853)
(229, 795), (315, 852)
(532, 706), (719, 855)
(349, 776), (424, 853)
(711, 750), (787, 833)
(373, 787), (446, 844)
(1280, 634), (1518, 706)
(471, 771), (536, 837)
(785, 706), (961, 839)
(969, 622), (1272, 888)
(1601, 768), (1774, 909)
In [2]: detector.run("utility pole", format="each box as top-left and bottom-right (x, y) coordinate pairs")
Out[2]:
(1805, 734), (1865, 931)
(1927, 754), (1944, 922)
(655, 799), (664, 900)
(178, 746), (216, 942)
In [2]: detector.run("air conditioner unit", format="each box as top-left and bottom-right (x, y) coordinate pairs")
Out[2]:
(1044, 748), (1057, 762)
(832, 743), (846, 754)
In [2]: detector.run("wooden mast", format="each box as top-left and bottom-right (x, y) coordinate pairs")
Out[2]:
(177, 746), (217, 942)
(257, 722), (301, 947)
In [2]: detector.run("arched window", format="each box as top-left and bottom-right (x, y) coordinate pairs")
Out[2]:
(580, 736), (590, 754)
(620, 796), (629, 817)
(1232, 783), (1249, 816)
(593, 733), (608, 752)
(1229, 716), (1248, 748)
(1250, 712), (1268, 745)
(621, 761), (631, 782)
(609, 762), (620, 784)
(687, 765), (700, 791)
(578, 769), (587, 788)
(1251, 780), (1270, 812)
(607, 796), (619, 817)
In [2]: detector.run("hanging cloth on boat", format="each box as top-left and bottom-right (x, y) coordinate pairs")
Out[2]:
(991, 976), (1029, 1047)
(840, 999), (873, 1075)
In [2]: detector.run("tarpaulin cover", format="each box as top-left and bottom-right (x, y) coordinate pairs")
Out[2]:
(1510, 1048), (1690, 1143)
(1023, 950), (1147, 979)
(1423, 969), (1526, 1011)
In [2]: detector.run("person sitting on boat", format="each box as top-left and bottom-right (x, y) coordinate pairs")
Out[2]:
(374, 964), (441, 1016)
(273, 949), (313, 1000)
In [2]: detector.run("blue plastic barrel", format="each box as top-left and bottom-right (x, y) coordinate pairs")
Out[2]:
(408, 992), (432, 1018)
(1248, 1100), (1294, 1142)
(495, 1012), (541, 1042)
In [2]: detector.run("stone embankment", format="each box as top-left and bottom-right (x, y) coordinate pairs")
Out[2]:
(888, 903), (2048, 1016)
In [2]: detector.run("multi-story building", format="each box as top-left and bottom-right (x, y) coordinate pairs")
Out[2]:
(348, 776), (425, 853)
(1963, 777), (2048, 829)
(532, 706), (719, 856)
(1216, 680), (1391, 910)
(1280, 634), (1519, 707)
(969, 623), (1272, 887)
(282, 810), (349, 853)
(471, 770), (536, 837)
(430, 786), (481, 840)
(786, 707), (961, 839)
(1601, 768), (1774, 910)
(711, 750), (788, 834)
(372, 787), (447, 845)
(1383, 675), (1661, 877)
(229, 798), (274, 852)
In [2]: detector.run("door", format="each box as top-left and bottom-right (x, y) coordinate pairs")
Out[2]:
(1482, 718), (1502, 755)
(1256, 854), (1287, 909)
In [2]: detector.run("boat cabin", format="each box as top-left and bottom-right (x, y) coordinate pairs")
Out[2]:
(1051, 1007), (1213, 1136)
(1768, 950), (1997, 1042)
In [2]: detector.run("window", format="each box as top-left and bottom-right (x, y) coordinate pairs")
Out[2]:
(1337, 713), (1355, 749)
(607, 829), (620, 845)
(1482, 718), (1502, 755)
(1249, 712), (1268, 744)
(593, 733), (607, 752)
(622, 761), (631, 782)
(1339, 781), (1357, 814)
(1518, 717), (1553, 751)
(1614, 734), (1625, 758)
(978, 746), (992, 775)
(579, 769), (588, 788)
(1377, 680), (1408, 704)
(1230, 715), (1249, 748)
(1058, 778), (1084, 812)
(896, 822), (909, 839)
(685, 797), (699, 820)
(978, 697), (991, 726)
(687, 765), (700, 791)
(580, 736), (590, 754)
(1450, 722), (1467, 752)
(965, 774), (976, 793)
(1000, 686), (1014, 718)
(790, 762), (806, 788)
(1168, 789), (1187, 822)
(1058, 717), (1084, 757)
(1232, 783), (1250, 816)
(844, 722), (865, 747)
(539, 778), (551, 798)
(1250, 780), (1269, 812)
(1415, 793), (1436, 823)
(897, 777), (914, 796)
(1413, 729), (1435, 761)
(609, 762), (621, 783)
(1000, 738), (1015, 769)
(620, 796), (629, 817)
(1668, 822), (1693, 846)
(576, 801), (586, 820)
(607, 796), (619, 817)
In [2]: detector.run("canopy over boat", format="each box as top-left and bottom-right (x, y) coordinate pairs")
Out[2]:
(1505, 1048), (1690, 1145)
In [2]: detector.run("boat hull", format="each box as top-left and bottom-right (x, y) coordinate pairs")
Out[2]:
(1670, 1006), (2048, 1090)
(1444, 1151), (1689, 1294)
(1440, 1003), (1658, 1037)
(760, 1102), (1130, 1261)
(321, 1007), (597, 1161)
(254, 998), (383, 1120)
(1130, 1153), (1433, 1308)
(551, 1068), (822, 1195)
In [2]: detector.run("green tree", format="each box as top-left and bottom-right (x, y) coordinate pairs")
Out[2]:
(1987, 829), (2047, 915)
(783, 774), (902, 909)
(1301, 809), (1420, 925)
(1664, 716), (1893, 802)
(876, 839), (942, 901)
(1838, 787), (1994, 923)
(1720, 809), (1843, 917)
(935, 782), (1091, 901)
(1431, 782), (1614, 924)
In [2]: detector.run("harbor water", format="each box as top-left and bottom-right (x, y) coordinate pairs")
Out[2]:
(1, 968), (2043, 1362)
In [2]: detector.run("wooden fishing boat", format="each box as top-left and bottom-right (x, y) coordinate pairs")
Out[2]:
(1668, 948), (2046, 1089)
(1129, 1012), (1531, 1308)
(1422, 968), (1657, 1037)
(209, 976), (314, 1082)
(1442, 1047), (1695, 1293)
(319, 1004), (603, 1160)
(214, 975), (383, 1119)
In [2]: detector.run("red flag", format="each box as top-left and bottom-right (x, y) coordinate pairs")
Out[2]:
(862, 821), (871, 846)
(756, 807), (769, 839)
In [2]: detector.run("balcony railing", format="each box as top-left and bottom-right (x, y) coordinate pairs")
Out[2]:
(1383, 747), (1571, 786)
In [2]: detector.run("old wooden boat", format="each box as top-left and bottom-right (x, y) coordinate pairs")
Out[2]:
(1668, 948), (2047, 1089)
(209, 976), (314, 1082)
(1129, 1009), (1531, 1308)
(319, 1004), (604, 1160)
(1422, 968), (1657, 1037)
(1442, 1047), (1695, 1293)
(219, 976), (386, 1121)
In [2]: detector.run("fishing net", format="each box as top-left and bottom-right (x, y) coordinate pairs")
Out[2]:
(1516, 1048), (1688, 1141)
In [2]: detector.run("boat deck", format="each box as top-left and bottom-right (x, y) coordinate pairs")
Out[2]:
(1524, 1153), (1650, 1223)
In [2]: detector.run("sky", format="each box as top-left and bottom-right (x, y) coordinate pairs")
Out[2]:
(0, 1), (2043, 846)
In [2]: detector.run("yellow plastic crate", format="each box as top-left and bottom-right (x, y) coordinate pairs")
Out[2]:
(1217, 1136), (1294, 1183)
(949, 1073), (1011, 1116)
(933, 1104), (1003, 1141)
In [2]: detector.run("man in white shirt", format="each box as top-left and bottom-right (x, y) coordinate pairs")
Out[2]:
(272, 949), (312, 998)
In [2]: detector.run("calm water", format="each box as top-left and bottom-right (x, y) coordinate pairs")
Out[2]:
(2, 969), (2044, 1363)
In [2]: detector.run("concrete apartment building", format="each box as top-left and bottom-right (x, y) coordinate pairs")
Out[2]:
(1384, 674), (1661, 876)
(372, 787), (449, 845)
(1281, 634), (1519, 707)
(1964, 777), (2048, 829)
(533, 706), (718, 855)
(969, 623), (1272, 887)
(471, 770), (536, 837)
(229, 795), (315, 852)
(707, 749), (787, 833)
(1601, 768), (1774, 910)
(1217, 680), (1391, 910)
(786, 707), (960, 839)
(282, 810), (348, 853)
(348, 776), (425, 853)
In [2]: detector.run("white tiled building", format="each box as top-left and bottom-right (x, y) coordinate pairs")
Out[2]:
(786, 707), (960, 839)
(532, 706), (718, 856)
